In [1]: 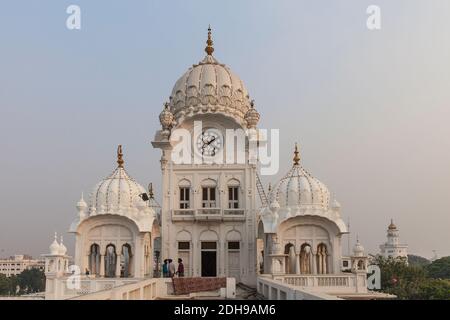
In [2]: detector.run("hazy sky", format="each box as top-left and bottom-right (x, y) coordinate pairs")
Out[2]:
(1, 1), (449, 259)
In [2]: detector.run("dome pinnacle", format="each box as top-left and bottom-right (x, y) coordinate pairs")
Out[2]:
(117, 145), (124, 168)
(293, 143), (301, 165)
(148, 182), (154, 199)
(205, 25), (214, 56)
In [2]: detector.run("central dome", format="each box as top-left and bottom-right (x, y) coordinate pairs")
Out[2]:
(168, 28), (253, 128)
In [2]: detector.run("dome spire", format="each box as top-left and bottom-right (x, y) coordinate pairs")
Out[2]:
(205, 25), (214, 56)
(148, 182), (154, 199)
(117, 145), (124, 168)
(293, 143), (301, 165)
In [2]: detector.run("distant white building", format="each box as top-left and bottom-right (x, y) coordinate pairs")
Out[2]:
(379, 219), (408, 260)
(0, 255), (44, 277)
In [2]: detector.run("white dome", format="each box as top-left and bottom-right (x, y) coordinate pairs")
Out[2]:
(353, 240), (365, 257)
(89, 146), (147, 214)
(49, 234), (60, 255)
(168, 28), (254, 128)
(59, 237), (67, 256)
(269, 145), (330, 210)
(90, 167), (146, 213)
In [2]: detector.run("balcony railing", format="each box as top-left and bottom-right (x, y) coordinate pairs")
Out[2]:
(223, 209), (245, 215)
(280, 275), (353, 289)
(171, 209), (246, 221)
(197, 208), (221, 215)
(173, 209), (195, 216)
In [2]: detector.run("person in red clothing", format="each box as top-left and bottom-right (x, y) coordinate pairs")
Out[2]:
(177, 258), (185, 277)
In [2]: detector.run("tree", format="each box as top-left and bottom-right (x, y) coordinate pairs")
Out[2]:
(372, 255), (450, 300)
(408, 254), (430, 268)
(426, 256), (450, 279)
(0, 274), (11, 295)
(15, 268), (45, 294)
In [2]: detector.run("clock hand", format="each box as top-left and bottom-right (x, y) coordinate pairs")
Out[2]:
(206, 136), (216, 145)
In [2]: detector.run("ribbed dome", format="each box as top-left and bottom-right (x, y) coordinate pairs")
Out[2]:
(90, 166), (146, 213)
(167, 28), (254, 128)
(88, 145), (147, 214)
(269, 145), (330, 210)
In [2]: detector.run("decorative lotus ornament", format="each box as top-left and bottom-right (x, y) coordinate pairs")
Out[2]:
(159, 102), (174, 134)
(244, 100), (260, 129)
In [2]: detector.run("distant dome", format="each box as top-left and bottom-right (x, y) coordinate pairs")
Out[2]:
(89, 145), (146, 213)
(268, 144), (330, 210)
(49, 234), (60, 255)
(388, 219), (397, 230)
(353, 239), (365, 257)
(59, 237), (67, 256)
(167, 27), (254, 128)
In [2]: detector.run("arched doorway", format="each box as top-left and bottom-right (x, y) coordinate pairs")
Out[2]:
(299, 243), (312, 274)
(104, 244), (117, 278)
(316, 243), (328, 274)
(284, 243), (296, 274)
(89, 243), (100, 275)
(200, 230), (218, 277)
(121, 244), (132, 278)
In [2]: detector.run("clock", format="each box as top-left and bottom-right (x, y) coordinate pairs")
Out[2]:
(196, 128), (222, 157)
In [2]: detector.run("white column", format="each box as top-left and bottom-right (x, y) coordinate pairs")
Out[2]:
(115, 254), (121, 277)
(295, 253), (301, 274)
(99, 255), (105, 277)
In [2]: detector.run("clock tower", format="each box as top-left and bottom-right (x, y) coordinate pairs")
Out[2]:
(152, 27), (261, 286)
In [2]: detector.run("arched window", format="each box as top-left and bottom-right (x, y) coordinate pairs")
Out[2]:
(227, 179), (240, 209)
(89, 244), (100, 275)
(104, 244), (117, 278)
(179, 179), (191, 209)
(357, 260), (365, 270)
(201, 179), (217, 208)
(284, 243), (296, 274)
(300, 243), (312, 274)
(121, 244), (132, 278)
(316, 243), (328, 274)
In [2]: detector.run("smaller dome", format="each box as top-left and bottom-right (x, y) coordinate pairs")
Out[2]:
(388, 219), (397, 230)
(353, 239), (365, 257)
(49, 233), (60, 255)
(269, 144), (330, 210)
(59, 236), (67, 256)
(76, 193), (87, 211)
(89, 145), (147, 214)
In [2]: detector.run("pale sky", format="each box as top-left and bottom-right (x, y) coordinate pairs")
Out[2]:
(1, 0), (449, 259)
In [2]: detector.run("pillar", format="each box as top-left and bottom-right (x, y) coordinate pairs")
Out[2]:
(116, 254), (122, 277)
(99, 255), (105, 277)
(295, 253), (301, 274)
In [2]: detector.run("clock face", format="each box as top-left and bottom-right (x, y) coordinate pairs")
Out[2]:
(196, 128), (222, 157)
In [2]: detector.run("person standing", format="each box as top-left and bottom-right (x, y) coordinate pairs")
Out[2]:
(168, 259), (176, 278)
(162, 259), (169, 278)
(177, 258), (185, 277)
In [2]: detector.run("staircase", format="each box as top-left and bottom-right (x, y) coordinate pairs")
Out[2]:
(256, 173), (268, 207)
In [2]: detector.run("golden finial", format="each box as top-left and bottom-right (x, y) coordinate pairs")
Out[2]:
(117, 145), (124, 168)
(293, 143), (300, 165)
(205, 25), (214, 56)
(148, 183), (154, 199)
